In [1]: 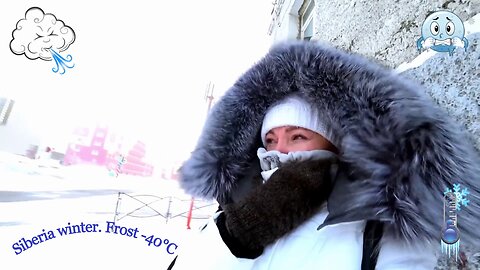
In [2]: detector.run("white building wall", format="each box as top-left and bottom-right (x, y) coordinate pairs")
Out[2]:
(267, 0), (480, 153)
(269, 0), (304, 43)
(0, 100), (41, 155)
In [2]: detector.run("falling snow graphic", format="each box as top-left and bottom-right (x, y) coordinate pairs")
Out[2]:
(444, 183), (470, 211)
(10, 7), (76, 74)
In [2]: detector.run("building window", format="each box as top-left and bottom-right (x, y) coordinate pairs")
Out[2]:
(96, 130), (105, 138)
(93, 140), (103, 147)
(0, 98), (14, 125)
(70, 144), (79, 152)
(299, 0), (315, 41)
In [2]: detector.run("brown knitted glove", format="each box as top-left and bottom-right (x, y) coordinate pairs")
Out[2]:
(216, 159), (334, 258)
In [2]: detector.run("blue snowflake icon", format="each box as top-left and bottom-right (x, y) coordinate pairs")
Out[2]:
(444, 183), (470, 211)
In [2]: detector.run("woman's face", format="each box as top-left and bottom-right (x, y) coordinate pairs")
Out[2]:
(265, 126), (337, 153)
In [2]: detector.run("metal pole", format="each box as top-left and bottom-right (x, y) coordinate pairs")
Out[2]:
(206, 82), (215, 112)
(186, 82), (215, 229)
(186, 197), (195, 229)
(114, 192), (122, 223)
(166, 196), (173, 224)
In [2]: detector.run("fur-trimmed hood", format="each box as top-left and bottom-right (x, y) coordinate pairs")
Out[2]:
(179, 41), (480, 246)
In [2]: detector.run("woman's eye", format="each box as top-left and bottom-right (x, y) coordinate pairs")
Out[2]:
(265, 138), (275, 144)
(292, 134), (307, 140)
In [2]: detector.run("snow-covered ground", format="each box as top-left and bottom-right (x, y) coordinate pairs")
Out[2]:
(0, 152), (218, 269)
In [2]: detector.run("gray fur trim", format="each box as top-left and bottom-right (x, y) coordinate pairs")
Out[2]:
(179, 41), (480, 246)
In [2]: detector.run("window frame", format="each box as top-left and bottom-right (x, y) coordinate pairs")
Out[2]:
(298, 0), (315, 41)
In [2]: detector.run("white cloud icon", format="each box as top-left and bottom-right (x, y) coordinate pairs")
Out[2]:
(10, 7), (75, 61)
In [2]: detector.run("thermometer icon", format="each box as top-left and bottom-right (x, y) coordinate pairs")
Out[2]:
(441, 192), (460, 244)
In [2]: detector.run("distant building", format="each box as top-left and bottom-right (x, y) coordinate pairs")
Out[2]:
(268, 0), (316, 43)
(111, 141), (154, 176)
(63, 124), (154, 176)
(0, 97), (14, 126)
(0, 97), (42, 156)
(64, 125), (108, 165)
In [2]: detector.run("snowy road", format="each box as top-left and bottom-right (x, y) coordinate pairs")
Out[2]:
(0, 160), (217, 269)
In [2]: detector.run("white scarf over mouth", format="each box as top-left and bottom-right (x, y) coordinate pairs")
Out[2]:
(256, 148), (338, 182)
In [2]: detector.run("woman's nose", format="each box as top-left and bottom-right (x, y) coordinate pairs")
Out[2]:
(272, 139), (289, 154)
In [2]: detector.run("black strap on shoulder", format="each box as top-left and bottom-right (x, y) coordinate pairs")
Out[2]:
(166, 206), (223, 270)
(166, 255), (178, 270)
(361, 220), (384, 270)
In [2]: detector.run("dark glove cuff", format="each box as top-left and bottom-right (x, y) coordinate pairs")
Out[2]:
(215, 211), (264, 259)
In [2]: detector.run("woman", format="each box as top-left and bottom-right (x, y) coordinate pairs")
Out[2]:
(171, 41), (480, 269)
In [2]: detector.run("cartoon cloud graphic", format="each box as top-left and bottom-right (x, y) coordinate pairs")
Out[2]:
(10, 7), (75, 61)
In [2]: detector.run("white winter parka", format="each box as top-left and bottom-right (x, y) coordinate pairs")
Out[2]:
(173, 150), (438, 270)
(172, 207), (438, 270)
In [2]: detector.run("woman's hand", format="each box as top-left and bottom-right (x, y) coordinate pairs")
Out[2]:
(216, 159), (335, 258)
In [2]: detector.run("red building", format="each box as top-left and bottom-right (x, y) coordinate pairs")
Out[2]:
(63, 125), (154, 176)
(63, 125), (108, 165)
(106, 141), (154, 176)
